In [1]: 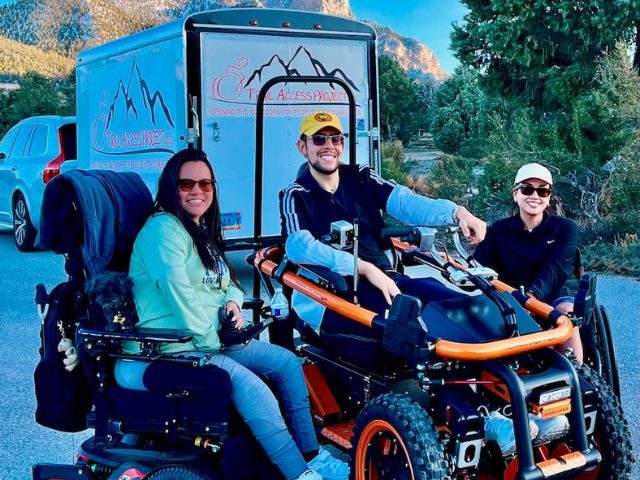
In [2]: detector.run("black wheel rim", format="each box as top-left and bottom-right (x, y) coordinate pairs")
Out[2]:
(358, 420), (414, 480)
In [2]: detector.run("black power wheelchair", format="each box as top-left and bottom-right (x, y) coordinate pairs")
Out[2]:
(252, 221), (634, 480)
(32, 170), (284, 480)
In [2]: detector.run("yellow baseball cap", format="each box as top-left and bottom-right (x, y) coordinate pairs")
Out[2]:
(299, 111), (343, 137)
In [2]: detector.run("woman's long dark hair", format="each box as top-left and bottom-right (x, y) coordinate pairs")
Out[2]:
(154, 148), (241, 289)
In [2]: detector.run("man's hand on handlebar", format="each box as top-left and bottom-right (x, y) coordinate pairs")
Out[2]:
(455, 207), (487, 244)
(358, 260), (400, 305)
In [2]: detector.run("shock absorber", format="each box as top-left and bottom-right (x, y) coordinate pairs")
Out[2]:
(90, 463), (115, 478)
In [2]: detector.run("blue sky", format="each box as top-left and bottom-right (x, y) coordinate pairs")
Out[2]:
(350, 0), (467, 74)
(0, 0), (467, 73)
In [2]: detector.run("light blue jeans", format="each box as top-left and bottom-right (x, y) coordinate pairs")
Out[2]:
(115, 339), (317, 480)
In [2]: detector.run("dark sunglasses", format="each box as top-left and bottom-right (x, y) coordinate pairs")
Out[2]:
(178, 178), (214, 192)
(306, 133), (345, 147)
(515, 183), (552, 198)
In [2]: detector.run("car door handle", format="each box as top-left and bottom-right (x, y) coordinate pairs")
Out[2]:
(11, 167), (17, 171)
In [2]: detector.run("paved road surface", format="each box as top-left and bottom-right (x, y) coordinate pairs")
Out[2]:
(0, 230), (637, 479)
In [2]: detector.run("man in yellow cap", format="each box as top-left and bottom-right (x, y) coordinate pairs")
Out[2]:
(278, 111), (486, 336)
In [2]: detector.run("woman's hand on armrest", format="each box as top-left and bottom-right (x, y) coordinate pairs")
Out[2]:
(225, 300), (244, 330)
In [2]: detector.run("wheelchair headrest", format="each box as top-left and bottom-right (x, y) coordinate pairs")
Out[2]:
(38, 169), (154, 279)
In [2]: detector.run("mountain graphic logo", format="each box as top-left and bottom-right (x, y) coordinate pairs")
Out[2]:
(245, 45), (360, 93)
(105, 61), (175, 129)
(91, 61), (176, 156)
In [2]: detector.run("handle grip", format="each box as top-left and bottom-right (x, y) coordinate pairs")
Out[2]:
(380, 227), (415, 240)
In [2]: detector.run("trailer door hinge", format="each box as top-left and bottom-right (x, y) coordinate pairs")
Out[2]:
(187, 128), (199, 145)
(188, 94), (200, 148)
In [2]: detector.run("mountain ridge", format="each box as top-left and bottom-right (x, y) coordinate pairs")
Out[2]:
(0, 0), (448, 82)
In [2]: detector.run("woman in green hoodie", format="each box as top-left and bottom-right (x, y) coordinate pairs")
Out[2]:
(115, 149), (347, 480)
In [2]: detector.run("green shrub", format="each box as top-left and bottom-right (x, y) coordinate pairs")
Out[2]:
(381, 140), (411, 186)
(421, 154), (477, 206)
(582, 234), (640, 276)
(381, 140), (404, 166)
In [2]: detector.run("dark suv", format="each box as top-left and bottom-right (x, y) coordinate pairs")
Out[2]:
(0, 115), (76, 251)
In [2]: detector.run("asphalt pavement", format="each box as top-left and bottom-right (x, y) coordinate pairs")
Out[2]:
(0, 229), (638, 479)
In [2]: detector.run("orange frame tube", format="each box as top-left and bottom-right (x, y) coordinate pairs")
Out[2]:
(255, 244), (574, 361)
(254, 246), (378, 328)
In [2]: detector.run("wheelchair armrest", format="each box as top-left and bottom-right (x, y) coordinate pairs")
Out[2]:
(383, 294), (430, 364)
(78, 327), (195, 359)
(78, 326), (194, 344)
(297, 264), (349, 293)
(242, 297), (265, 310)
(574, 272), (598, 326)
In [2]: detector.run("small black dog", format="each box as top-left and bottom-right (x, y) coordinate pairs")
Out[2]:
(85, 271), (138, 331)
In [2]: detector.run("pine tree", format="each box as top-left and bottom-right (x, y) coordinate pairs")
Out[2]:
(452, 0), (640, 110)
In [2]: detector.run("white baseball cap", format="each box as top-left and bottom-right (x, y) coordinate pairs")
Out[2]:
(514, 163), (553, 186)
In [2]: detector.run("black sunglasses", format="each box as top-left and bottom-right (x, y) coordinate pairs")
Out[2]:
(305, 133), (345, 147)
(515, 183), (552, 198)
(178, 178), (214, 192)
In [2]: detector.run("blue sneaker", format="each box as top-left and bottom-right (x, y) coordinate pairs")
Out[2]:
(307, 447), (350, 480)
(296, 470), (322, 480)
(530, 413), (570, 444)
(484, 410), (539, 456)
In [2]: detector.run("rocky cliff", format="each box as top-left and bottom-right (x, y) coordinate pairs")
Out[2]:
(0, 0), (447, 81)
(374, 23), (447, 81)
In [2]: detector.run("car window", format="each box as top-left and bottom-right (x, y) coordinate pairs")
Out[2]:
(29, 124), (48, 156)
(60, 123), (77, 159)
(0, 126), (20, 158)
(10, 125), (34, 158)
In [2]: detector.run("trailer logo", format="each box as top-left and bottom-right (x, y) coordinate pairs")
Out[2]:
(210, 46), (360, 114)
(92, 62), (176, 156)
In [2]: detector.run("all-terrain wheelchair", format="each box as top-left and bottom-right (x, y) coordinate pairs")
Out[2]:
(32, 170), (283, 480)
(252, 223), (634, 480)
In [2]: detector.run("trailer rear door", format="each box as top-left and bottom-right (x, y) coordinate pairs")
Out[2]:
(198, 26), (376, 247)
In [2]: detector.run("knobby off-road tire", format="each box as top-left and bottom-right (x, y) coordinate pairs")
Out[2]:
(144, 464), (212, 480)
(573, 358), (635, 478)
(351, 393), (451, 480)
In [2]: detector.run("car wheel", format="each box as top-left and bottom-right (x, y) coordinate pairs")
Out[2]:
(352, 393), (452, 480)
(13, 192), (37, 252)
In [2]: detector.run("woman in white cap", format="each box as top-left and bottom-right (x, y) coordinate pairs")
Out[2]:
(473, 162), (580, 452)
(474, 162), (582, 361)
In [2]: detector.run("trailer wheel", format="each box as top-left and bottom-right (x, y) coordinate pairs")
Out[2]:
(144, 464), (212, 480)
(352, 393), (451, 480)
(573, 359), (634, 479)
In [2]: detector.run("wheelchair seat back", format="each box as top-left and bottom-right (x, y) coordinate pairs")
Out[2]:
(37, 170), (233, 444)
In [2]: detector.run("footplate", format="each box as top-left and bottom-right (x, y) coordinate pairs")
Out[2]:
(518, 449), (601, 480)
(538, 451), (586, 476)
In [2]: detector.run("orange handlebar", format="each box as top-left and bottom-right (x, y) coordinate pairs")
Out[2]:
(255, 245), (574, 361)
(392, 240), (575, 360)
(434, 315), (573, 360)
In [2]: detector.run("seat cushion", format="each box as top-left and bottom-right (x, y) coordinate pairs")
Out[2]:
(297, 315), (382, 367)
(109, 363), (232, 436)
